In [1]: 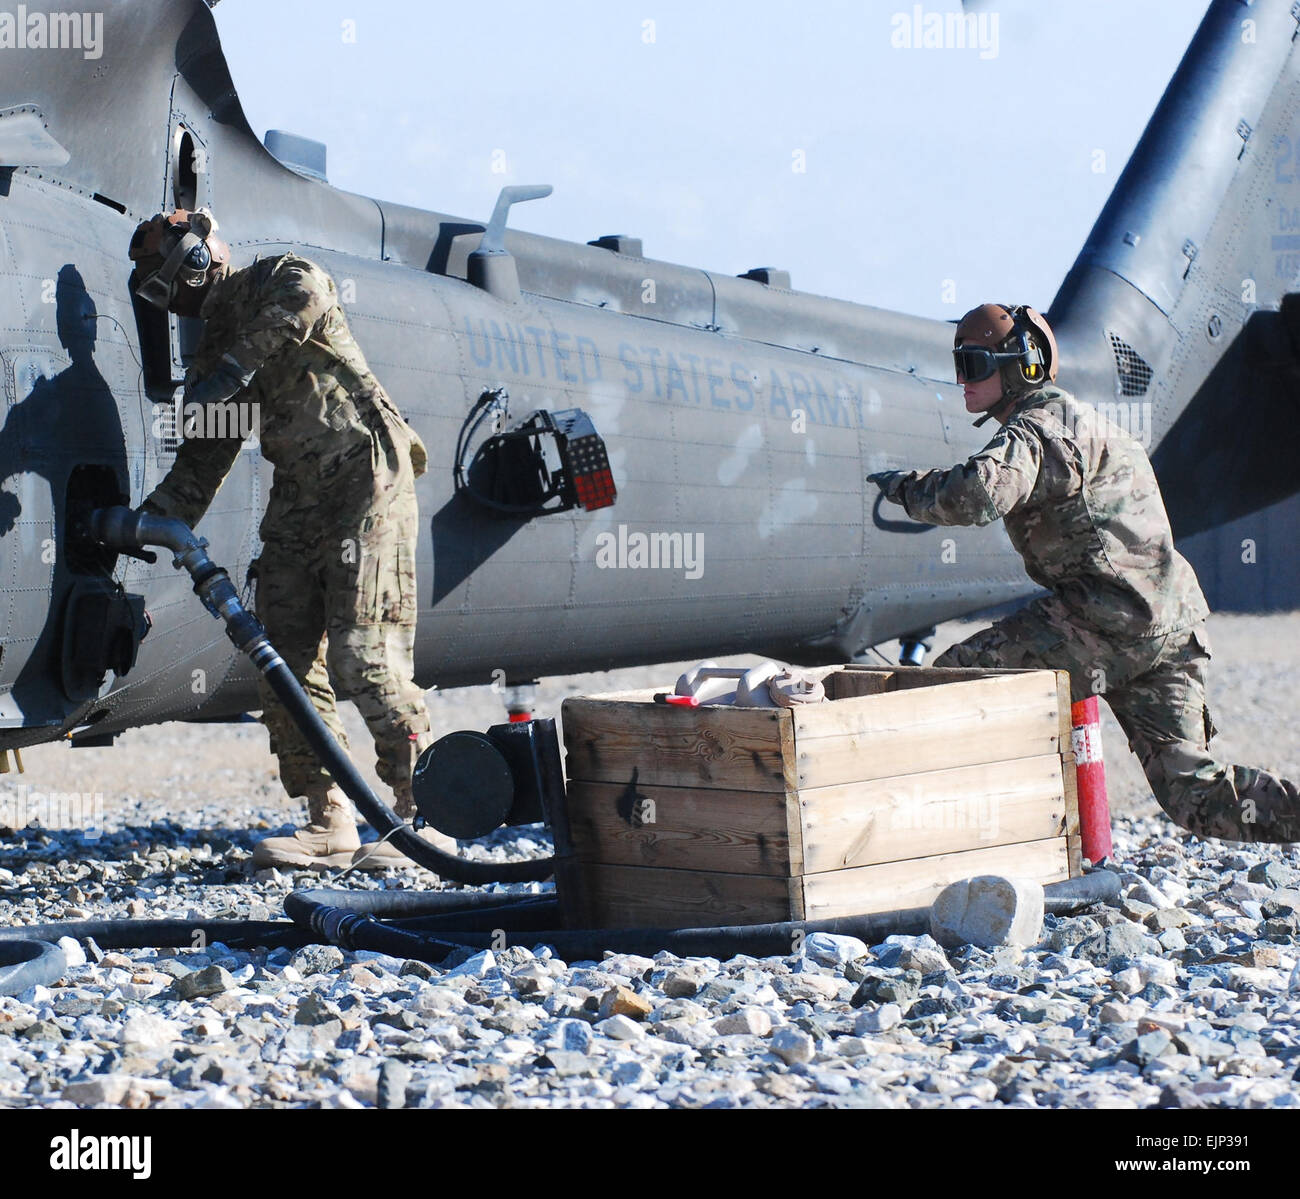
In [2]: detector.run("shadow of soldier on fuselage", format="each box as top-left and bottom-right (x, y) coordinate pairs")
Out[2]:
(0, 265), (128, 729)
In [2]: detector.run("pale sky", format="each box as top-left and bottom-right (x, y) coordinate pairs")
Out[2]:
(212, 0), (1206, 320)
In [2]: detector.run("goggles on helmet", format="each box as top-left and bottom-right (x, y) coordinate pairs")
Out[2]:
(953, 337), (1045, 384)
(135, 228), (213, 311)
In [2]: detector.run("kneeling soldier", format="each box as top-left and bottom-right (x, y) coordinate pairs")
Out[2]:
(869, 303), (1300, 844)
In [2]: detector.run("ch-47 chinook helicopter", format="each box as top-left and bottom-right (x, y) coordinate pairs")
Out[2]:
(1, 0), (1299, 758)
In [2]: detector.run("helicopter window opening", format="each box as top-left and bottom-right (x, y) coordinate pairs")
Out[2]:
(174, 129), (198, 210)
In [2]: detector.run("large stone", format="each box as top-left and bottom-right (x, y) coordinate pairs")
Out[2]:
(173, 965), (236, 1001)
(850, 971), (921, 1009)
(1077, 921), (1161, 966)
(377, 1060), (411, 1109)
(769, 1026), (815, 1065)
(930, 876), (1044, 950)
(802, 933), (868, 968)
(714, 1007), (772, 1038)
(559, 1019), (594, 1054)
(596, 1014), (645, 1042)
(661, 969), (704, 999)
(1247, 860), (1300, 889)
(598, 985), (653, 1021)
(854, 1003), (902, 1034)
(288, 945), (345, 977)
(56, 937), (87, 968)
(1147, 908), (1197, 932)
(875, 934), (952, 975)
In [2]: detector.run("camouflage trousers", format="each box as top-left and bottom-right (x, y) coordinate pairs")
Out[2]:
(934, 596), (1300, 843)
(251, 476), (431, 812)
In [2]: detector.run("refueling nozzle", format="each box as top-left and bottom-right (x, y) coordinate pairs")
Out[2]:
(89, 506), (272, 663)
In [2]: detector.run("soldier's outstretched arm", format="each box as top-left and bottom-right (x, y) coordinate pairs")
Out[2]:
(869, 420), (1065, 528)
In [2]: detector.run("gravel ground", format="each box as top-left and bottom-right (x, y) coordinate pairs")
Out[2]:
(2, 612), (1299, 1109)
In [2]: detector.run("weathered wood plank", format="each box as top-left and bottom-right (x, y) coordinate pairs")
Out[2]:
(826, 670), (896, 700)
(792, 672), (1062, 788)
(562, 693), (789, 791)
(778, 713), (806, 876)
(565, 780), (792, 874)
(799, 837), (1071, 920)
(799, 754), (1067, 873)
(1061, 748), (1083, 877)
(576, 862), (793, 929)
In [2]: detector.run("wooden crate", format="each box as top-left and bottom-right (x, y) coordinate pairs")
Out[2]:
(557, 666), (1080, 929)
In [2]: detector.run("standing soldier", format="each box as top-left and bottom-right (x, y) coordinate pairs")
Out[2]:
(869, 302), (1300, 843)
(128, 209), (452, 869)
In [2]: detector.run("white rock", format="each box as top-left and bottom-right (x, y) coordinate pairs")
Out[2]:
(713, 1007), (773, 1037)
(929, 876), (1044, 949)
(120, 1013), (182, 1051)
(854, 1003), (902, 1034)
(57, 937), (87, 968)
(802, 933), (868, 968)
(1125, 878), (1168, 908)
(325, 1088), (366, 1109)
(1113, 967), (1143, 996)
(596, 1014), (645, 1042)
(445, 950), (496, 980)
(769, 1026), (815, 1065)
(1136, 955), (1177, 987)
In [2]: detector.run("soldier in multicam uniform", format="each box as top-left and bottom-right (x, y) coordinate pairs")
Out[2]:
(127, 209), (453, 869)
(869, 302), (1300, 844)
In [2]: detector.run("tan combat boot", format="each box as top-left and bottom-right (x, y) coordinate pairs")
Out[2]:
(349, 789), (458, 871)
(252, 785), (362, 870)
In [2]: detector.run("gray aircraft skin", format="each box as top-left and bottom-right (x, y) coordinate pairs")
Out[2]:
(1, 0), (1298, 752)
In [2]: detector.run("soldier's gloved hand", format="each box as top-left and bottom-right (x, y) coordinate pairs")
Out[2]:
(867, 470), (911, 504)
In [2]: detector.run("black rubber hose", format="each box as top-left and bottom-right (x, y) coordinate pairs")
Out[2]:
(285, 870), (1122, 964)
(259, 659), (552, 884)
(280, 888), (551, 927)
(0, 889), (534, 958)
(0, 940), (67, 996)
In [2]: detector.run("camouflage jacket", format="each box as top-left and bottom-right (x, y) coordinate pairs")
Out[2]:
(143, 253), (427, 528)
(877, 385), (1209, 638)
